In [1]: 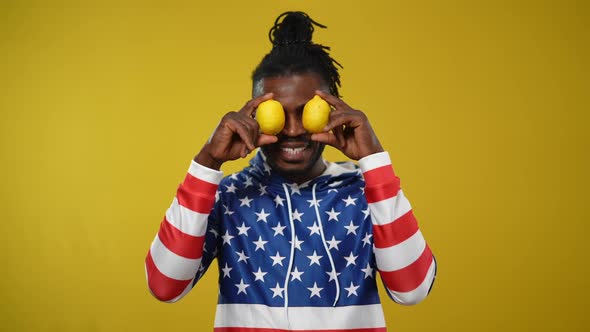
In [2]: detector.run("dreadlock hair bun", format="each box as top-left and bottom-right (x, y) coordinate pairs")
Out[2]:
(269, 11), (322, 47)
(252, 11), (343, 97)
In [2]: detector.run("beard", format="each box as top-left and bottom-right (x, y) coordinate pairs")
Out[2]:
(261, 140), (326, 182)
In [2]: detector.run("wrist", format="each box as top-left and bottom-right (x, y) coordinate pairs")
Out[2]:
(194, 147), (223, 171)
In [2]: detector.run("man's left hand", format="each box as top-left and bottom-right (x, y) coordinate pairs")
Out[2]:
(311, 90), (384, 160)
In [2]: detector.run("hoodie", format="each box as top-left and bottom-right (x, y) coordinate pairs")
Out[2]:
(146, 151), (436, 331)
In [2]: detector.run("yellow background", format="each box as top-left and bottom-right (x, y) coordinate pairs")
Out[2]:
(1, 0), (588, 331)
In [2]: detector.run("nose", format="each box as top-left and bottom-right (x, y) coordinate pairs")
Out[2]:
(280, 110), (306, 137)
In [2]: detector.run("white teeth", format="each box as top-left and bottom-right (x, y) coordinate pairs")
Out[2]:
(281, 147), (306, 154)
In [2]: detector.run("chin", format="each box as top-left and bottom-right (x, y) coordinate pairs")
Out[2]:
(262, 143), (325, 180)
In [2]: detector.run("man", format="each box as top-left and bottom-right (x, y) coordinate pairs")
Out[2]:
(145, 11), (436, 331)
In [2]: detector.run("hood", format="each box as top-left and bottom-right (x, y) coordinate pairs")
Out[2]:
(246, 149), (362, 195)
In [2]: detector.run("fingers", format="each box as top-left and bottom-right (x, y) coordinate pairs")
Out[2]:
(324, 110), (360, 132)
(226, 119), (256, 151)
(311, 132), (340, 149)
(331, 123), (346, 147)
(314, 90), (357, 132)
(315, 90), (349, 110)
(239, 92), (274, 117)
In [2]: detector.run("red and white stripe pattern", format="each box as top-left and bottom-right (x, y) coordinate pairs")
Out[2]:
(145, 161), (223, 302)
(359, 152), (436, 305)
(214, 303), (386, 332)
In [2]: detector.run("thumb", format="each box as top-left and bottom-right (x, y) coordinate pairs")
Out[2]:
(256, 134), (279, 147)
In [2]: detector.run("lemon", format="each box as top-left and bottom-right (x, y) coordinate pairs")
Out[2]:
(303, 95), (331, 133)
(255, 99), (285, 135)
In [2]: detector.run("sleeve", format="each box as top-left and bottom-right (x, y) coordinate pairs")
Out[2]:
(145, 160), (224, 302)
(359, 152), (437, 305)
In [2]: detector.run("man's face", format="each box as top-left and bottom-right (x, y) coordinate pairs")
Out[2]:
(258, 72), (328, 183)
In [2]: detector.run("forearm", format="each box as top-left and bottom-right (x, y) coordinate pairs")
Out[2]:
(145, 160), (223, 302)
(359, 152), (436, 305)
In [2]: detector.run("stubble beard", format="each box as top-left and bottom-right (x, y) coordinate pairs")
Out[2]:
(262, 142), (326, 183)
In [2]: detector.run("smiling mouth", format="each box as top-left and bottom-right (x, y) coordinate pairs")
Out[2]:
(281, 146), (307, 155)
(276, 140), (312, 159)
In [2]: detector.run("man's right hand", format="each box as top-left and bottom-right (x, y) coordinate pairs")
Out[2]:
(194, 93), (279, 170)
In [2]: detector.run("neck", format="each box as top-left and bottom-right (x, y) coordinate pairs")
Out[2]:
(282, 159), (327, 184)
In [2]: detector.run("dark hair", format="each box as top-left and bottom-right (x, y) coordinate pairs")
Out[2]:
(252, 11), (343, 97)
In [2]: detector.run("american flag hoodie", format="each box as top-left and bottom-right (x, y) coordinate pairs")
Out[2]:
(146, 151), (436, 331)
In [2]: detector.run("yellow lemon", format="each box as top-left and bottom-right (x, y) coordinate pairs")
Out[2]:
(303, 95), (331, 133)
(255, 99), (285, 135)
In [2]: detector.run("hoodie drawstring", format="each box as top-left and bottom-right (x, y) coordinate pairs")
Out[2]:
(281, 183), (296, 327)
(280, 182), (341, 329)
(312, 183), (340, 306)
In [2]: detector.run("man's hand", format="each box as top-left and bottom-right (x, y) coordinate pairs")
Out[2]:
(195, 93), (278, 170)
(311, 90), (384, 160)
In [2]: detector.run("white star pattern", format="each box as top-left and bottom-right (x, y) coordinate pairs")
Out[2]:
(326, 269), (341, 282)
(255, 209), (270, 223)
(274, 195), (285, 207)
(223, 204), (234, 216)
(342, 195), (357, 206)
(258, 184), (267, 196)
(270, 252), (286, 266)
(344, 252), (358, 267)
(225, 183), (237, 193)
(235, 279), (250, 295)
(243, 176), (253, 188)
(272, 222), (286, 236)
(270, 283), (284, 298)
(236, 250), (249, 263)
(236, 222), (251, 236)
(222, 263), (232, 278)
(288, 183), (301, 195)
(307, 250), (323, 266)
(239, 196), (253, 207)
(362, 232), (373, 247)
(253, 236), (268, 251)
(307, 198), (321, 208)
(344, 282), (359, 297)
(361, 263), (374, 279)
(291, 209), (304, 222)
(326, 208), (341, 221)
(326, 236), (341, 250)
(252, 267), (267, 282)
(290, 236), (304, 251)
(222, 230), (234, 245)
(208, 162), (389, 308)
(307, 222), (321, 236)
(344, 220), (359, 235)
(290, 266), (304, 281)
(307, 282), (323, 298)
